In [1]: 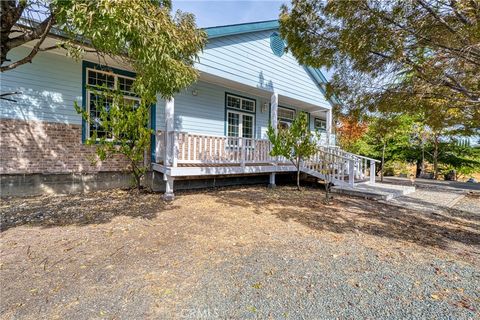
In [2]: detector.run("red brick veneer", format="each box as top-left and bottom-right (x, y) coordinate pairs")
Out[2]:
(0, 119), (131, 174)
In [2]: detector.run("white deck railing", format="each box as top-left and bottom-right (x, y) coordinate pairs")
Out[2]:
(156, 131), (274, 166)
(155, 131), (378, 186)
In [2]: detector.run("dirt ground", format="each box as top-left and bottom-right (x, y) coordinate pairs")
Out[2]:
(1, 186), (479, 319)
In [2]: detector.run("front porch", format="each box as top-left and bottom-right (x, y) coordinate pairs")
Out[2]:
(152, 129), (378, 199)
(151, 73), (377, 199)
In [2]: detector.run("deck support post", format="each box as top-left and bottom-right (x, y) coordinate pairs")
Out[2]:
(163, 174), (175, 201)
(348, 159), (355, 187)
(268, 172), (276, 188)
(165, 98), (176, 167)
(370, 160), (376, 185)
(326, 109), (332, 146)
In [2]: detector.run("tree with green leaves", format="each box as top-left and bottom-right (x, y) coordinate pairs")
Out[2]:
(359, 114), (413, 181)
(75, 90), (152, 191)
(279, 0), (480, 131)
(416, 99), (474, 179)
(437, 139), (480, 180)
(347, 110), (480, 180)
(1, 1), (206, 189)
(1, 0), (206, 103)
(267, 112), (318, 190)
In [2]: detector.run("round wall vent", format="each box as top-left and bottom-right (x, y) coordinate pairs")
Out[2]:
(270, 32), (285, 57)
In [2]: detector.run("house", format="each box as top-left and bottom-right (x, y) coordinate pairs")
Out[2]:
(0, 20), (377, 197)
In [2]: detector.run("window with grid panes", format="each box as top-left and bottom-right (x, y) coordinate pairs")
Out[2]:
(225, 93), (255, 139)
(86, 68), (137, 140)
(314, 118), (327, 132)
(277, 106), (295, 130)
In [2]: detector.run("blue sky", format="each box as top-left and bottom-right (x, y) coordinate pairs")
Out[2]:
(173, 0), (285, 27)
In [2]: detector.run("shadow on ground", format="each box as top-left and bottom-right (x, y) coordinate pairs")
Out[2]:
(213, 186), (480, 251)
(2, 185), (479, 254)
(0, 189), (177, 232)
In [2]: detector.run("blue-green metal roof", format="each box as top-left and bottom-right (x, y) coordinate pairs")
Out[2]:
(305, 67), (340, 106)
(205, 20), (279, 39)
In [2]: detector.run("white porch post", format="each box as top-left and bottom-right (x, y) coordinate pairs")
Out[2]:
(370, 160), (376, 185)
(326, 108), (332, 146)
(270, 92), (278, 134)
(155, 94), (162, 163)
(163, 97), (175, 201)
(165, 98), (177, 167)
(269, 92), (279, 188)
(348, 159), (355, 187)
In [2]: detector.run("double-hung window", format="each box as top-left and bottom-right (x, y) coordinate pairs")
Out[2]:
(314, 118), (327, 132)
(226, 93), (255, 139)
(85, 67), (138, 140)
(277, 106), (295, 129)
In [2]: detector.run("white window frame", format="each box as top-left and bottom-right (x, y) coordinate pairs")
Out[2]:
(226, 93), (256, 113)
(277, 106), (296, 129)
(314, 117), (327, 132)
(85, 68), (138, 140)
(226, 110), (255, 139)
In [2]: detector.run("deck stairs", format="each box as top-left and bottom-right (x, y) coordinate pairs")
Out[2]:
(298, 146), (415, 200)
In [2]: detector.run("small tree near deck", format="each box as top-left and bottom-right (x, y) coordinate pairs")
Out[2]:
(267, 112), (318, 190)
(318, 157), (334, 205)
(75, 90), (152, 191)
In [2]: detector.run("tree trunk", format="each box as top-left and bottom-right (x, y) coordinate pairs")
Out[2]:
(433, 135), (439, 180)
(421, 144), (426, 176)
(294, 157), (301, 190)
(416, 158), (422, 178)
(131, 161), (142, 191)
(133, 170), (142, 191)
(381, 141), (386, 182)
(324, 178), (330, 204)
(296, 167), (301, 191)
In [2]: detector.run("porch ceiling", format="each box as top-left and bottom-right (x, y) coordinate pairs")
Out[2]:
(199, 71), (330, 113)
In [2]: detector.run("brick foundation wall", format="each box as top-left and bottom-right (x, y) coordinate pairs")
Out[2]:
(1, 119), (131, 174)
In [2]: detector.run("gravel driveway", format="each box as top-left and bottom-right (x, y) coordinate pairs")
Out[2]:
(1, 186), (479, 319)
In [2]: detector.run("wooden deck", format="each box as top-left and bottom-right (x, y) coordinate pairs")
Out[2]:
(153, 131), (378, 189)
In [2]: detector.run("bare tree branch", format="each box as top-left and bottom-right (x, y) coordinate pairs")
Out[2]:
(416, 0), (465, 40)
(0, 16), (55, 72)
(449, 0), (473, 25)
(6, 14), (55, 51)
(1, 0), (28, 64)
(0, 92), (21, 102)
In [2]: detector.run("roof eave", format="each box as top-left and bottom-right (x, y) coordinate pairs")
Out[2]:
(205, 20), (279, 39)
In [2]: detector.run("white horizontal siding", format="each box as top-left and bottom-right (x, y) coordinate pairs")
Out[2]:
(196, 30), (331, 109)
(156, 81), (271, 139)
(156, 80), (324, 140)
(2, 30), (330, 138)
(0, 47), (83, 125)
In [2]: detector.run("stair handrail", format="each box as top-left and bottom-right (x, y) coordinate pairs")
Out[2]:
(298, 148), (356, 187)
(319, 145), (380, 163)
(316, 146), (378, 185)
